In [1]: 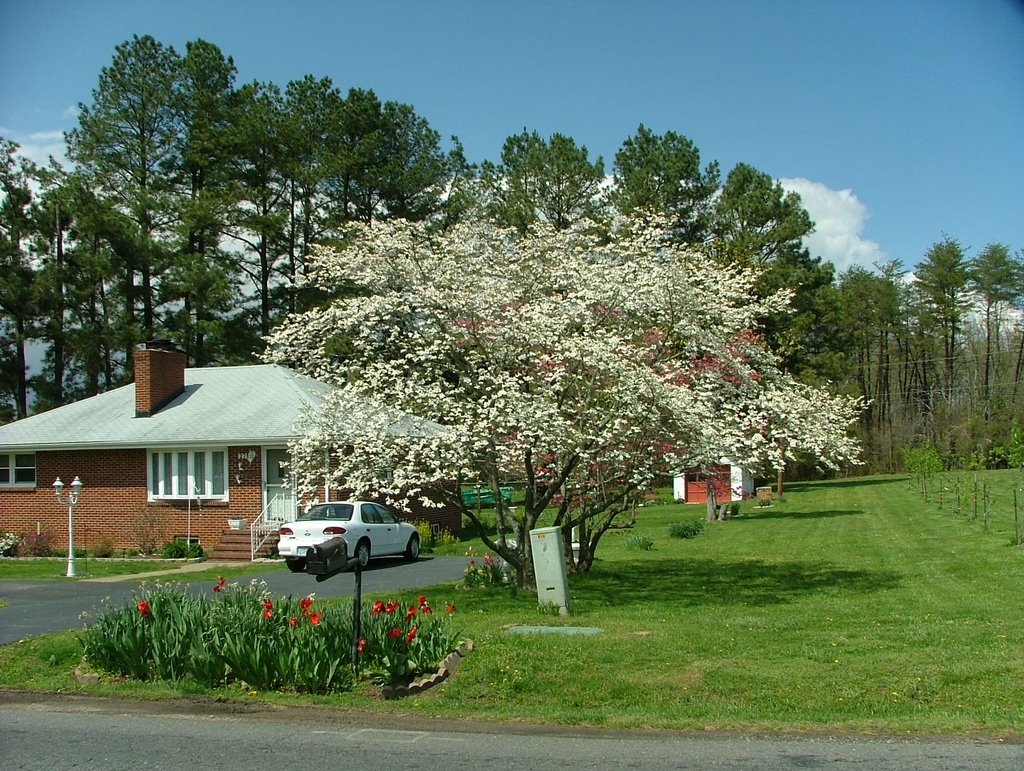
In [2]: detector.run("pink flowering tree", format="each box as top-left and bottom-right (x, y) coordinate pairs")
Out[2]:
(266, 218), (862, 587)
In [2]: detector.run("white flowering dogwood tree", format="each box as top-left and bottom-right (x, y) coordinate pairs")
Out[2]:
(266, 218), (862, 587)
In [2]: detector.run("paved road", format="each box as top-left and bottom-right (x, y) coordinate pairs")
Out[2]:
(1, 692), (1021, 770)
(2, 561), (1021, 768)
(0, 556), (466, 644)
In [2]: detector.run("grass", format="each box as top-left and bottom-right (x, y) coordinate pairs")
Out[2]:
(2, 471), (1022, 735)
(0, 557), (283, 581)
(0, 557), (184, 580)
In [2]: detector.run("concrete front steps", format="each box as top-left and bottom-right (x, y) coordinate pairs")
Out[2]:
(210, 529), (278, 561)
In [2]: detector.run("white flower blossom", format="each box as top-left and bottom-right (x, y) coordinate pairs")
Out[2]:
(266, 218), (862, 580)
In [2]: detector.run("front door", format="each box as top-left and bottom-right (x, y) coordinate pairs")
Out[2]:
(264, 448), (297, 524)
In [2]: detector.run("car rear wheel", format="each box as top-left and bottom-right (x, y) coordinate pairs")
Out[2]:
(285, 557), (306, 573)
(404, 534), (420, 561)
(354, 540), (370, 569)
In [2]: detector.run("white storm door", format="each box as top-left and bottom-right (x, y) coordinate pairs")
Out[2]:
(264, 448), (297, 524)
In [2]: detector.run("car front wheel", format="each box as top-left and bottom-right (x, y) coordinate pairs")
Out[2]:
(404, 534), (420, 561)
(285, 557), (306, 573)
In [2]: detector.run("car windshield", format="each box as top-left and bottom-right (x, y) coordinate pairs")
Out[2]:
(298, 503), (354, 521)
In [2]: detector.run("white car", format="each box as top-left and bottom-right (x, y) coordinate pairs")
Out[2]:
(277, 501), (421, 573)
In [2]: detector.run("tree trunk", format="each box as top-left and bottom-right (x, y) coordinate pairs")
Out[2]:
(705, 481), (717, 522)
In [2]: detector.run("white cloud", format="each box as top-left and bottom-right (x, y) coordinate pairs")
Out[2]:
(780, 178), (885, 273)
(1, 127), (69, 167)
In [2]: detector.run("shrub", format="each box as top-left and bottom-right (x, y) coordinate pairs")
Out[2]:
(729, 502), (740, 518)
(133, 506), (162, 555)
(90, 536), (116, 558)
(0, 531), (19, 556)
(410, 520), (433, 550)
(20, 532), (53, 557)
(409, 521), (461, 552)
(158, 539), (203, 559)
(433, 529), (460, 548)
(625, 534), (655, 551)
(668, 520), (704, 539)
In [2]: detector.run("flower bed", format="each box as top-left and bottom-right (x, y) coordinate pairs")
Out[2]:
(78, 578), (462, 693)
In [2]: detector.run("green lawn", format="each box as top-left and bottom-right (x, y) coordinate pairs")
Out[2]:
(0, 557), (283, 581)
(2, 472), (1022, 735)
(0, 557), (185, 580)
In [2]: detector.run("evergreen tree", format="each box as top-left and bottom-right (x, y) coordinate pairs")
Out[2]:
(914, 236), (971, 402)
(165, 38), (245, 365)
(0, 139), (40, 419)
(711, 162), (813, 266)
(480, 129), (604, 232)
(610, 124), (719, 244)
(969, 242), (1020, 413)
(224, 80), (290, 344)
(67, 34), (182, 364)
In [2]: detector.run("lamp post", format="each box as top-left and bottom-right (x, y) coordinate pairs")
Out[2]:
(53, 476), (83, 578)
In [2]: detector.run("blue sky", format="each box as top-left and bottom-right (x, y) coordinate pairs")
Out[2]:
(2, 0), (1022, 274)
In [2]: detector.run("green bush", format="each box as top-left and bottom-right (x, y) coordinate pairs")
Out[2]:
(625, 534), (655, 551)
(668, 520), (705, 539)
(158, 539), (203, 559)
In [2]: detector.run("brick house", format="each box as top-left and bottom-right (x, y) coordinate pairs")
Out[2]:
(0, 342), (459, 559)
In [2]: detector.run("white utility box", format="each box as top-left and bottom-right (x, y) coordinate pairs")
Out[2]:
(529, 526), (571, 615)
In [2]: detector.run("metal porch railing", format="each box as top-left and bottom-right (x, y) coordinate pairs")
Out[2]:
(250, 492), (298, 560)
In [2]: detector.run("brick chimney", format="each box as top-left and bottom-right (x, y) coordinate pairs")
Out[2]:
(134, 340), (186, 417)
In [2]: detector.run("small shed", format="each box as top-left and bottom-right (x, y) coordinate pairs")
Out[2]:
(673, 462), (753, 504)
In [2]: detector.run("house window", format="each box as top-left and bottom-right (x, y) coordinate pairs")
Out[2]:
(0, 453), (35, 486)
(148, 449), (227, 500)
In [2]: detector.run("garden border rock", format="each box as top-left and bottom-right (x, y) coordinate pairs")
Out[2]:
(74, 640), (475, 697)
(381, 639), (473, 700)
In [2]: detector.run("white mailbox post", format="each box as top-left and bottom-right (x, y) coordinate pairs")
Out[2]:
(529, 526), (571, 615)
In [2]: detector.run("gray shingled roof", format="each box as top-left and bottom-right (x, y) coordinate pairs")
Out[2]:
(0, 364), (416, 450)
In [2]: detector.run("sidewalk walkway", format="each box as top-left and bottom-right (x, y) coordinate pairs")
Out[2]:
(80, 560), (247, 583)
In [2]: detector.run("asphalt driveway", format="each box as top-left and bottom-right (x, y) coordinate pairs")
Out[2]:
(0, 556), (467, 645)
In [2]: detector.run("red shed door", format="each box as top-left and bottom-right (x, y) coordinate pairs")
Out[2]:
(685, 467), (731, 503)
